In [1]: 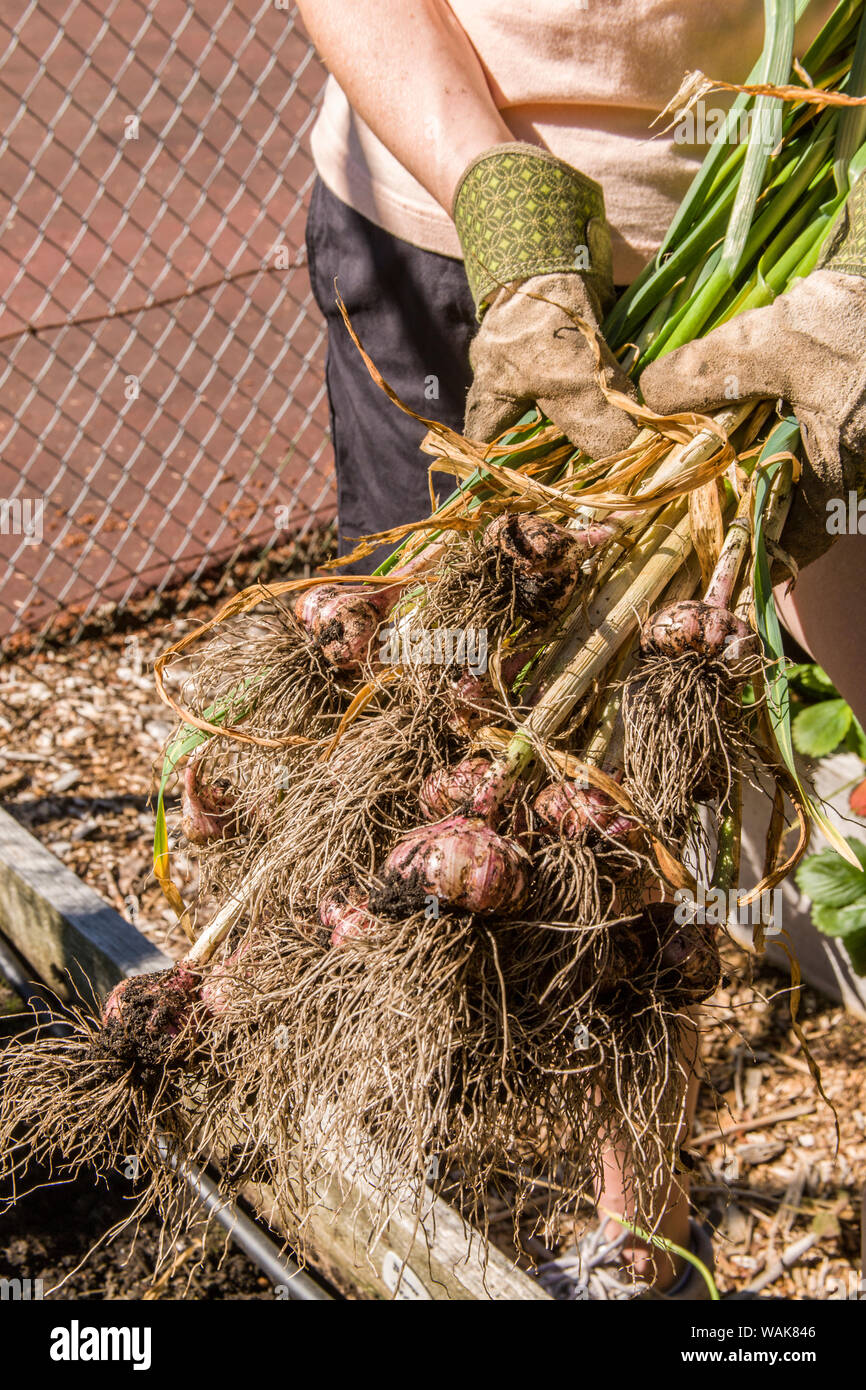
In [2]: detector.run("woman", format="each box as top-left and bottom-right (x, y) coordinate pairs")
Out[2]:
(299, 0), (865, 1298)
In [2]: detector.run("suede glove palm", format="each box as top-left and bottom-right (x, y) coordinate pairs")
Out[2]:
(453, 143), (639, 460)
(640, 176), (866, 569)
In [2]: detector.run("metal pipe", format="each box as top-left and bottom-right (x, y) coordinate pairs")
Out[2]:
(178, 1158), (333, 1300)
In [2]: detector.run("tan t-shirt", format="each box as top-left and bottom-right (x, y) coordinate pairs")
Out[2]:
(310, 1), (829, 283)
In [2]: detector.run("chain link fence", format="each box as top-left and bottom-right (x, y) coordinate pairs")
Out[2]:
(0, 0), (333, 655)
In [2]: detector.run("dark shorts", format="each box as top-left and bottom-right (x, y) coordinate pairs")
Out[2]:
(305, 177), (477, 573)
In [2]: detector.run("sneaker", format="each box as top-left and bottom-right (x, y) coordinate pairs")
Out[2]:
(533, 1218), (715, 1301)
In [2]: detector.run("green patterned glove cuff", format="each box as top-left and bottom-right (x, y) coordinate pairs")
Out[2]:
(452, 142), (612, 315)
(818, 172), (866, 278)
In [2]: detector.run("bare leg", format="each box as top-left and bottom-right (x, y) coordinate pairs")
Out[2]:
(775, 532), (866, 727)
(596, 1014), (701, 1290)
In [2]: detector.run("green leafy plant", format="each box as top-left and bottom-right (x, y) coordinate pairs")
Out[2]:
(788, 662), (866, 759)
(796, 837), (866, 974)
(787, 662), (866, 969)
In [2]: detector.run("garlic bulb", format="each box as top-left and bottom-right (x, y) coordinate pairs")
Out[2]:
(640, 599), (756, 667)
(534, 782), (636, 843)
(419, 757), (494, 820)
(319, 890), (378, 948)
(376, 814), (531, 916)
(181, 761), (235, 845)
(482, 512), (613, 618)
(294, 584), (389, 670)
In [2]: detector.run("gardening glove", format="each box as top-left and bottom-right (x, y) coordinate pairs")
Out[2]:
(640, 175), (866, 570)
(453, 142), (639, 460)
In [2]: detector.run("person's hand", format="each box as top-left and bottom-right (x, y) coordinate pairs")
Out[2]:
(453, 143), (639, 460)
(640, 177), (866, 570)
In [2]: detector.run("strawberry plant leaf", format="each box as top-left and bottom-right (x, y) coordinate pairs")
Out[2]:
(843, 928), (866, 976)
(792, 698), (853, 758)
(813, 900), (866, 936)
(796, 838), (866, 908)
(813, 905), (866, 976)
(845, 716), (866, 762)
(786, 662), (839, 697)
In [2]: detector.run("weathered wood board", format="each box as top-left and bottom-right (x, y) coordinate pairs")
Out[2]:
(247, 1163), (549, 1301)
(0, 806), (169, 998)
